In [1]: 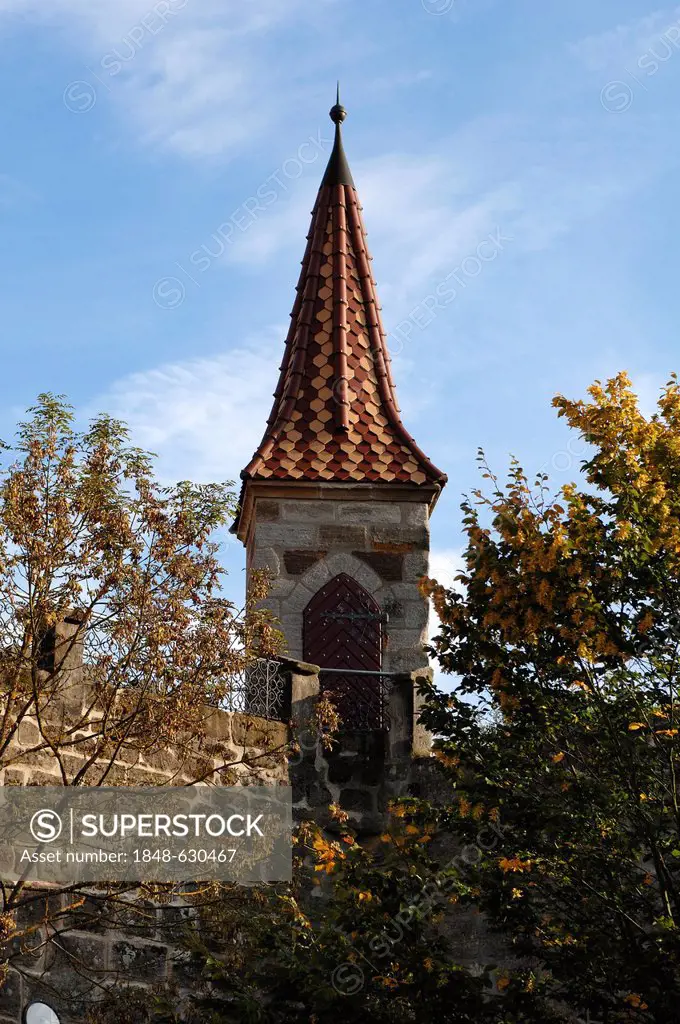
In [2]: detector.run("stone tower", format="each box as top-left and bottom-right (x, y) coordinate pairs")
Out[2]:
(233, 94), (446, 742)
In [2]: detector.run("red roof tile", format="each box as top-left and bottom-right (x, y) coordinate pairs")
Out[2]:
(241, 101), (447, 491)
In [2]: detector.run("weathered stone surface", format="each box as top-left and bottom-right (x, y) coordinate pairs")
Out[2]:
(318, 524), (366, 547)
(256, 499), (280, 521)
(401, 503), (429, 526)
(403, 550), (430, 582)
(57, 933), (108, 973)
(283, 549), (327, 575)
(16, 720), (41, 747)
(111, 940), (168, 981)
(268, 576), (297, 599)
(381, 598), (404, 621)
(250, 545), (281, 574)
(337, 503), (401, 525)
(256, 524), (318, 547)
(354, 550), (404, 581)
(0, 973), (20, 1016)
(281, 501), (333, 522)
(231, 715), (288, 749)
(385, 647), (429, 673)
(370, 526), (428, 550)
(386, 628), (427, 651)
(295, 558), (332, 593)
(399, 601), (428, 630)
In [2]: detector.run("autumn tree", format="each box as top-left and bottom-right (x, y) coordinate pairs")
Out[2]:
(419, 373), (680, 1021)
(0, 394), (282, 998)
(77, 372), (680, 1024)
(85, 812), (544, 1024)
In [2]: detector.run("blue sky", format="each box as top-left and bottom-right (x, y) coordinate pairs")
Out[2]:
(0, 0), (678, 604)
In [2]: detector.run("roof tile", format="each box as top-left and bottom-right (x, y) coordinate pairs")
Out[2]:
(241, 110), (446, 492)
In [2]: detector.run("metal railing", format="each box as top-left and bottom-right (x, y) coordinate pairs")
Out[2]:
(319, 668), (393, 731)
(222, 658), (289, 721)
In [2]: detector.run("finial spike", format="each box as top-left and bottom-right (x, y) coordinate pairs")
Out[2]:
(329, 84), (347, 125)
(323, 85), (353, 185)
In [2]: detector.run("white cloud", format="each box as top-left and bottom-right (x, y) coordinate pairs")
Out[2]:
(0, 0), (310, 158)
(93, 328), (282, 484)
(570, 7), (680, 70)
(632, 371), (667, 418)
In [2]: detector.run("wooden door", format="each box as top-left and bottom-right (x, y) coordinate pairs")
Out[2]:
(303, 573), (387, 729)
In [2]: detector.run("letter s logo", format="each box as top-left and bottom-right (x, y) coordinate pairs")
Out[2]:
(30, 809), (63, 843)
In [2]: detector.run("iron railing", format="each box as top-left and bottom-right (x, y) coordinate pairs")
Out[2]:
(222, 658), (289, 721)
(319, 668), (393, 731)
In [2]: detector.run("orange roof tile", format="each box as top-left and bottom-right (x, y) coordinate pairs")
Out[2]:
(241, 98), (447, 492)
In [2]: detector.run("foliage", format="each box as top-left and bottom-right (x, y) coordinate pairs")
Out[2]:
(419, 373), (680, 1021)
(14, 374), (680, 1023)
(0, 395), (282, 982)
(113, 807), (567, 1024)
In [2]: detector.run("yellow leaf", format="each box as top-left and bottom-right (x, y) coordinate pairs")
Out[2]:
(552, 752), (565, 763)
(624, 993), (648, 1009)
(628, 722), (646, 731)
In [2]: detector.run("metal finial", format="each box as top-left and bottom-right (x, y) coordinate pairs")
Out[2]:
(330, 81), (347, 125)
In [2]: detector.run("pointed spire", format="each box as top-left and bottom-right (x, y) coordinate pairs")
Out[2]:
(322, 83), (354, 187)
(237, 94), (447, 503)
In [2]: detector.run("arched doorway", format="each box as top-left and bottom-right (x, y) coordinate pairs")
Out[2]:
(303, 573), (389, 729)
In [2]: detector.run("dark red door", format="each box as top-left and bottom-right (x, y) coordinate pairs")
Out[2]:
(303, 573), (387, 729)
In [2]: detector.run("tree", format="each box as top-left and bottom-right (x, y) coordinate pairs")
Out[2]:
(82, 372), (680, 1024)
(0, 394), (282, 998)
(86, 812), (547, 1024)
(419, 373), (680, 1021)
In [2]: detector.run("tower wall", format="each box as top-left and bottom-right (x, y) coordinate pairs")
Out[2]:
(246, 491), (432, 674)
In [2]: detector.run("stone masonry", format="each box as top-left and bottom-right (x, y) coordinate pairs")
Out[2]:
(246, 490), (432, 676)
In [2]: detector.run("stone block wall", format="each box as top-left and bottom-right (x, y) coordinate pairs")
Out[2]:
(247, 495), (432, 675)
(288, 663), (431, 836)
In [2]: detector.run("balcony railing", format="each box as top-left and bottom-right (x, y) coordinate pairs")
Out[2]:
(319, 668), (393, 731)
(221, 658), (290, 722)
